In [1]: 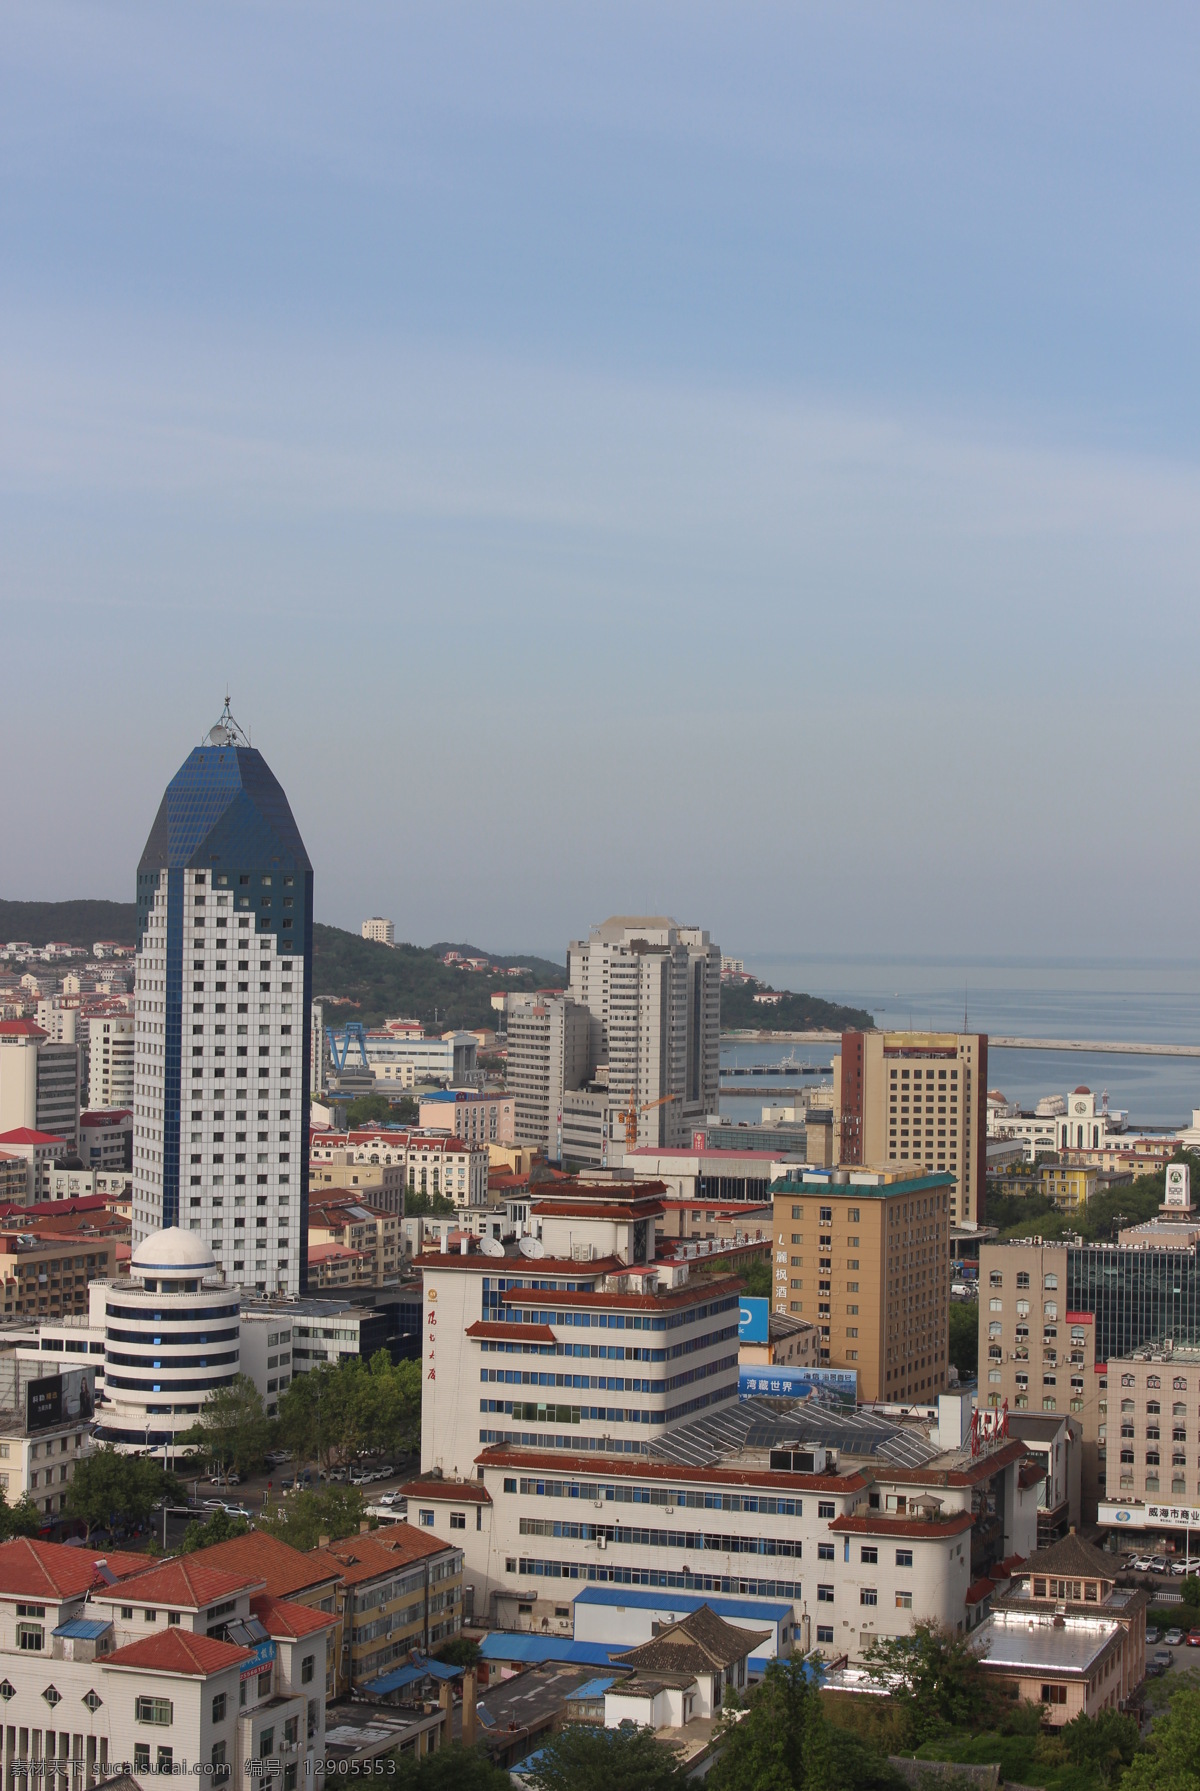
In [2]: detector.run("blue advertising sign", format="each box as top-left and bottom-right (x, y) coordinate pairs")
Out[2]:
(239, 1638), (277, 1680)
(738, 1297), (770, 1343)
(739, 1365), (857, 1407)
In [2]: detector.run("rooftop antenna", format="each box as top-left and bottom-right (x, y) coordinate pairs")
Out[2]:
(205, 693), (250, 749)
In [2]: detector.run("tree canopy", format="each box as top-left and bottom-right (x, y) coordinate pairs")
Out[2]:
(65, 1449), (179, 1541)
(383, 1742), (511, 1791)
(523, 1723), (689, 1791)
(180, 1506), (252, 1552)
(709, 1658), (901, 1791)
(276, 1350), (420, 1469)
(862, 1623), (988, 1748)
(948, 1301), (977, 1378)
(1123, 1682), (1200, 1791)
(178, 1374), (272, 1476)
(258, 1484), (367, 1552)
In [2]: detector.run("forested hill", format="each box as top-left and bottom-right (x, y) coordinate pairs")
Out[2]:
(720, 980), (875, 1033)
(0, 899), (138, 947)
(312, 926), (566, 1030)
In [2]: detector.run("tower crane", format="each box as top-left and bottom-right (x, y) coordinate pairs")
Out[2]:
(619, 1091), (676, 1150)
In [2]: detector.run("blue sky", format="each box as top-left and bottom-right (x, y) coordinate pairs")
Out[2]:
(4, 4), (1200, 962)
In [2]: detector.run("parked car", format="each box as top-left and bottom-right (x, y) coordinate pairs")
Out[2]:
(1149, 1557), (1170, 1574)
(1189, 1630), (1200, 1647)
(1146, 1628), (1160, 1646)
(377, 1491), (407, 1510)
(1153, 1648), (1174, 1670)
(1165, 1628), (1185, 1646)
(1133, 1558), (1156, 1573)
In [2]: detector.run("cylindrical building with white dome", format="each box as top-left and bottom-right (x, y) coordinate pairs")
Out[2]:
(96, 1226), (241, 1456)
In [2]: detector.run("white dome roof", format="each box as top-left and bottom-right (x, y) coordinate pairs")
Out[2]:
(131, 1227), (217, 1273)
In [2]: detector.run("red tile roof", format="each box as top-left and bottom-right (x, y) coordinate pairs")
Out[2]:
(828, 1512), (974, 1539)
(0, 1129), (65, 1147)
(478, 1447), (866, 1496)
(465, 1321), (557, 1344)
(966, 1578), (995, 1604)
(251, 1594), (337, 1639)
(322, 1524), (455, 1585)
(529, 1200), (665, 1221)
(104, 1630), (253, 1676)
(400, 1479), (491, 1505)
(184, 1532), (342, 1600)
(0, 1022), (48, 1039)
(0, 1538), (147, 1599)
(112, 1557), (263, 1608)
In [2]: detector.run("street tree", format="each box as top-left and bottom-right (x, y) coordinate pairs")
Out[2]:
(178, 1374), (272, 1476)
(66, 1449), (179, 1541)
(180, 1507), (252, 1553)
(258, 1485), (365, 1551)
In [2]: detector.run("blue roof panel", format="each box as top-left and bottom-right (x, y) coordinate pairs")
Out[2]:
(477, 1636), (627, 1668)
(571, 1586), (792, 1623)
(53, 1618), (112, 1639)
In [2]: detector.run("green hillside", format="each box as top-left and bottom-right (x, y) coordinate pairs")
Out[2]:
(313, 926), (566, 1030)
(0, 899), (138, 948)
(720, 980), (874, 1032)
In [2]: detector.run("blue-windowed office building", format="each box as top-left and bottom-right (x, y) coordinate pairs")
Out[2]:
(132, 704), (313, 1294)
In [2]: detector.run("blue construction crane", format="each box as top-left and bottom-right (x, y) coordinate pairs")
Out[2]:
(327, 1020), (370, 1073)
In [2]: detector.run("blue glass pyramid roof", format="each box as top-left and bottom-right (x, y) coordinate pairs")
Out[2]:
(139, 743), (311, 876)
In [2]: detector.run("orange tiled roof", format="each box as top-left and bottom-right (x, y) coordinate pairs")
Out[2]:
(192, 1532), (342, 1600)
(251, 1594), (337, 1639)
(112, 1556), (263, 1608)
(0, 1538), (146, 1599)
(104, 1629), (252, 1676)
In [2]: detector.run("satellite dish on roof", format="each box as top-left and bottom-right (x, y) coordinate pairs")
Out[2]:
(518, 1235), (545, 1259)
(480, 1236), (505, 1257)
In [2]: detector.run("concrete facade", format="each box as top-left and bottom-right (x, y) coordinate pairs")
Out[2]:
(835, 1032), (987, 1229)
(773, 1169), (954, 1403)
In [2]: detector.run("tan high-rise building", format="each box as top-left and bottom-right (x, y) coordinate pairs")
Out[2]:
(834, 1031), (988, 1228)
(772, 1166), (953, 1403)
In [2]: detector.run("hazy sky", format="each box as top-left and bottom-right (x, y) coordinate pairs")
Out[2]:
(5, 4), (1200, 963)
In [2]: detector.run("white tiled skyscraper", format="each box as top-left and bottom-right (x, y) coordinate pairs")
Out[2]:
(132, 703), (313, 1294)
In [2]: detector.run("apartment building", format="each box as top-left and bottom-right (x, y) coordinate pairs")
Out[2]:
(1100, 1341), (1200, 1511)
(566, 917), (721, 1150)
(78, 1109), (132, 1171)
(834, 1032), (987, 1228)
(978, 1207), (1200, 1521)
(86, 1015), (134, 1110)
(772, 1168), (954, 1403)
(1040, 1162), (1099, 1211)
(418, 1089), (515, 1147)
(0, 1536), (335, 1791)
(309, 1160), (404, 1208)
(361, 918), (395, 946)
(0, 1022), (80, 1154)
(0, 1130), (66, 1202)
(309, 1195), (400, 1285)
(191, 1531), (343, 1697)
(505, 993), (590, 1157)
(320, 1525), (463, 1694)
(310, 1130), (488, 1209)
(0, 1231), (116, 1319)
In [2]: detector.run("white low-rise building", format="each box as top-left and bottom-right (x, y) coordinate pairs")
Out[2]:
(0, 1537), (334, 1790)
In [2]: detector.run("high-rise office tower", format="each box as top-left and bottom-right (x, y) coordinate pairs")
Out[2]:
(834, 1031), (988, 1228)
(132, 703), (313, 1294)
(566, 917), (721, 1149)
